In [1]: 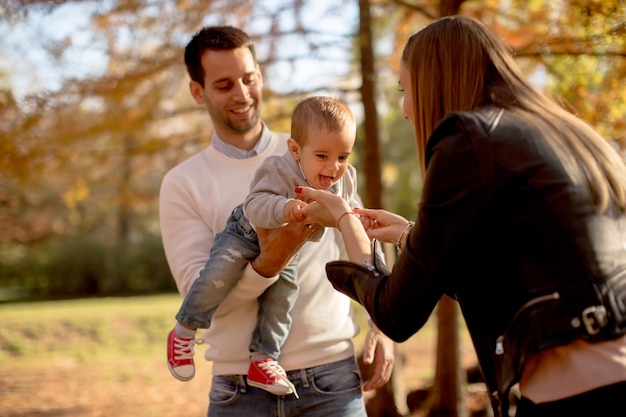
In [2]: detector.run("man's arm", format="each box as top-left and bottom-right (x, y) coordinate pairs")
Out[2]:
(159, 172), (215, 296)
(251, 221), (320, 277)
(361, 324), (395, 391)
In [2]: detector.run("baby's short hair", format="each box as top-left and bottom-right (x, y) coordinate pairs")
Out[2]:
(290, 96), (355, 146)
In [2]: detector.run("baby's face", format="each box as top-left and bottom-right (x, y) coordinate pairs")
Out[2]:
(298, 125), (355, 190)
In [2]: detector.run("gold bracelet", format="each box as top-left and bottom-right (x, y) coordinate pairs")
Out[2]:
(336, 211), (357, 227)
(395, 221), (414, 251)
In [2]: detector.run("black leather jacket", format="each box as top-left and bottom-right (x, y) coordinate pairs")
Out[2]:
(326, 106), (626, 416)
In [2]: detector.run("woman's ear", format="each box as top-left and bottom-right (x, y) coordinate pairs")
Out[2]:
(287, 137), (301, 161)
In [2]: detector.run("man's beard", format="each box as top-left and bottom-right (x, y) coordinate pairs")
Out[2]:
(227, 110), (260, 133)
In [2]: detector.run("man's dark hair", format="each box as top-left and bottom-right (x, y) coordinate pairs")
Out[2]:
(184, 26), (256, 86)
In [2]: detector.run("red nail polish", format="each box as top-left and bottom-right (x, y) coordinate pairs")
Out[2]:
(295, 186), (303, 193)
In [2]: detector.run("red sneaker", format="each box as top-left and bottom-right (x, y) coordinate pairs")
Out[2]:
(166, 328), (203, 381)
(247, 357), (298, 397)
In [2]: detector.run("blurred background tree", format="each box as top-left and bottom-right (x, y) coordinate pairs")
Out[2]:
(0, 0), (364, 297)
(1, 0), (623, 299)
(1, 1), (624, 416)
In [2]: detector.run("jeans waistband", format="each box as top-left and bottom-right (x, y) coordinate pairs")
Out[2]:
(285, 356), (356, 382)
(220, 356), (357, 393)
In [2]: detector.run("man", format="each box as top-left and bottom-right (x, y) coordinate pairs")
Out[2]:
(159, 25), (394, 416)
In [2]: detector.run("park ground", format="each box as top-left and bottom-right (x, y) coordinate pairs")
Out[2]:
(0, 295), (479, 417)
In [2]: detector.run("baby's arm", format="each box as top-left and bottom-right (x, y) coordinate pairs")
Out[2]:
(283, 198), (307, 223)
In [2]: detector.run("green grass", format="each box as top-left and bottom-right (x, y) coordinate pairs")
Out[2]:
(0, 294), (183, 367)
(0, 295), (383, 366)
(0, 295), (376, 364)
(0, 294), (472, 382)
(0, 294), (474, 417)
(0, 293), (480, 417)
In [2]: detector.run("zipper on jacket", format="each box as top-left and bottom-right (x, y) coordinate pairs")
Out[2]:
(495, 292), (560, 355)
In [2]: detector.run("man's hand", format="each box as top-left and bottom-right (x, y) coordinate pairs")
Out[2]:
(251, 222), (320, 277)
(361, 324), (395, 391)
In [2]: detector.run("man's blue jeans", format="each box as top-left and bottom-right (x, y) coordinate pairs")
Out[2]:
(207, 357), (367, 417)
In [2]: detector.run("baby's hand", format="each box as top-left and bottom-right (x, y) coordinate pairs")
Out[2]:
(284, 199), (307, 223)
(354, 208), (410, 243)
(359, 214), (376, 231)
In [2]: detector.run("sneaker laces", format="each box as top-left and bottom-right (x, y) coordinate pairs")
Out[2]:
(257, 360), (299, 399)
(174, 336), (204, 361)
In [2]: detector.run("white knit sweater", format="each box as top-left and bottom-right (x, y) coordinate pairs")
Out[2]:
(159, 132), (359, 375)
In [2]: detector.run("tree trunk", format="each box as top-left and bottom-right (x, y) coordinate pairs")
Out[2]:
(358, 0), (383, 209)
(358, 1), (404, 413)
(427, 296), (468, 417)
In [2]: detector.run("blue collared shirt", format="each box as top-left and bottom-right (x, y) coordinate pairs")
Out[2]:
(211, 122), (272, 159)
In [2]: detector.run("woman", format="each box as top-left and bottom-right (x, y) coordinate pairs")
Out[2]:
(296, 15), (626, 417)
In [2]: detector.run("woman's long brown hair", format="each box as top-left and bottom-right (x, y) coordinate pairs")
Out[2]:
(402, 15), (626, 212)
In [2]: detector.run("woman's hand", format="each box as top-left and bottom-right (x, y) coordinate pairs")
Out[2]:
(296, 186), (372, 262)
(354, 208), (411, 244)
(295, 186), (352, 227)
